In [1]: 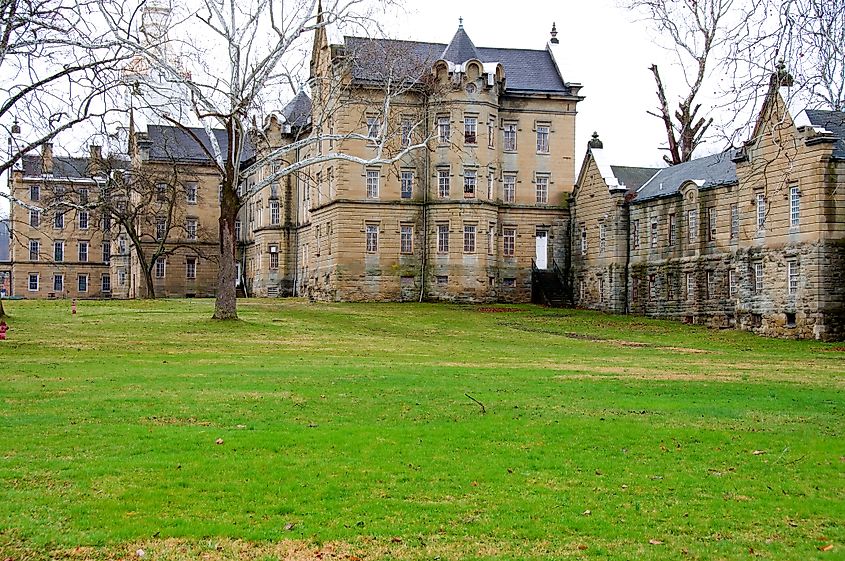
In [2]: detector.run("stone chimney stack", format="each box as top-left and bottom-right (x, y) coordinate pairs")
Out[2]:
(41, 143), (54, 174)
(550, 23), (559, 45)
(89, 144), (104, 176)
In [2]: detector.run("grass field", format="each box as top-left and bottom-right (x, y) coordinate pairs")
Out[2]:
(0, 298), (843, 561)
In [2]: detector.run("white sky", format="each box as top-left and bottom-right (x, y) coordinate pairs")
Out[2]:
(0, 0), (739, 218)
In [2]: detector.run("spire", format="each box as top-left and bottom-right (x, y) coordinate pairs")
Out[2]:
(550, 22), (559, 45)
(441, 20), (479, 63)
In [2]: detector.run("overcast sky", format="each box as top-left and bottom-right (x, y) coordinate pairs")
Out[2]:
(1, 0), (722, 217)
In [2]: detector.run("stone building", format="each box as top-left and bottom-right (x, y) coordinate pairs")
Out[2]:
(572, 82), (845, 340)
(0, 217), (9, 262)
(7, 145), (115, 299)
(241, 20), (582, 302)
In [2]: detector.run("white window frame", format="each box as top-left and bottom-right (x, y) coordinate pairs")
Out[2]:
(400, 224), (413, 254)
(788, 261), (799, 294)
(28, 239), (40, 261)
(78, 241), (88, 263)
(437, 223), (449, 253)
(730, 203), (739, 239)
(754, 262), (764, 293)
(269, 200), (280, 225)
(186, 218), (198, 241)
(729, 269), (737, 298)
(366, 170), (379, 199)
(437, 169), (450, 198)
(155, 257), (166, 279)
(580, 223), (587, 256)
(686, 272), (695, 301)
(185, 182), (198, 204)
(536, 124), (550, 153)
(101, 274), (111, 293)
(503, 174), (516, 203)
(535, 175), (549, 204)
(756, 193), (766, 229)
(650, 220), (658, 248)
(464, 116), (477, 145)
(77, 273), (88, 293)
(400, 171), (413, 199)
(53, 274), (64, 292)
(708, 207), (717, 241)
(503, 227), (516, 257)
(598, 223), (606, 255)
(789, 185), (800, 227)
(503, 122), (517, 151)
(30, 209), (41, 228)
(463, 224), (476, 253)
(54, 241), (64, 262)
(437, 116), (450, 144)
(28, 273), (39, 291)
(464, 169), (477, 199)
(365, 224), (379, 253)
(687, 209), (697, 243)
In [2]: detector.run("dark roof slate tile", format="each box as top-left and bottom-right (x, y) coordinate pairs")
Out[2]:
(804, 109), (845, 159)
(635, 150), (737, 203)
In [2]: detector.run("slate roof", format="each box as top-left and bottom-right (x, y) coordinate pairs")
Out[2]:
(21, 155), (93, 178)
(343, 35), (572, 95)
(610, 165), (659, 193)
(804, 109), (845, 160)
(146, 125), (255, 164)
(0, 219), (9, 263)
(281, 90), (312, 129)
(441, 25), (480, 63)
(635, 150), (737, 203)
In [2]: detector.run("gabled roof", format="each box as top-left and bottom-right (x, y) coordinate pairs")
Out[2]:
(636, 150), (737, 203)
(281, 90), (312, 129)
(441, 24), (479, 64)
(342, 36), (573, 95)
(146, 125), (255, 164)
(22, 156), (92, 178)
(803, 109), (845, 160)
(610, 165), (659, 193)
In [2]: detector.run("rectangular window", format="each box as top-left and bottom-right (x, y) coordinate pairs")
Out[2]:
(687, 209), (697, 242)
(648, 274), (656, 301)
(102, 214), (111, 232)
(503, 174), (516, 203)
(77, 274), (88, 293)
(78, 241), (88, 262)
(632, 219), (640, 250)
(235, 220), (241, 241)
(667, 275), (675, 300)
(186, 182), (197, 204)
(487, 172), (494, 199)
(600, 275), (606, 302)
(790, 185), (800, 227)
(464, 116), (477, 144)
(464, 170), (476, 199)
(53, 274), (64, 292)
(78, 210), (89, 230)
(686, 272), (695, 301)
(400, 171), (413, 199)
(268, 246), (279, 270)
(437, 116), (450, 143)
(463, 224), (476, 253)
(436, 275), (448, 285)
(503, 122), (517, 151)
(488, 118), (495, 148)
(631, 277), (638, 303)
(503, 227), (516, 257)
(155, 257), (166, 279)
(488, 222), (496, 255)
(788, 261), (799, 294)
(599, 223), (606, 254)
(708, 207), (717, 241)
(29, 240), (39, 260)
(54, 241), (64, 262)
(54, 212), (64, 229)
(28, 273), (39, 291)
(437, 224), (449, 253)
(101, 274), (111, 293)
(401, 119), (412, 147)
(156, 183), (167, 201)
(580, 223), (587, 255)
(668, 213), (676, 245)
(438, 169), (450, 198)
(366, 116), (380, 139)
(30, 209), (41, 228)
(729, 269), (737, 298)
(79, 188), (89, 205)
(186, 218), (198, 241)
(270, 200), (280, 225)
(756, 193), (766, 228)
(535, 175), (548, 204)
(102, 241), (110, 263)
(730, 203), (739, 239)
(536, 124), (550, 153)
(366, 170), (379, 199)
(156, 217), (166, 240)
(365, 224), (378, 253)
(400, 224), (413, 254)
(118, 268), (127, 286)
(30, 184), (40, 201)
(753, 262), (764, 293)
(650, 220), (658, 248)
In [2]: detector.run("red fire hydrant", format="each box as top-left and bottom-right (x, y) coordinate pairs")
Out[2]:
(0, 320), (8, 341)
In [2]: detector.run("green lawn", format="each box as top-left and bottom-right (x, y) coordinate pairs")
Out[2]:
(0, 299), (843, 560)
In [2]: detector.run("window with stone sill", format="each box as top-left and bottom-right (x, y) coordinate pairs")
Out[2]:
(365, 224), (379, 253)
(437, 116), (450, 144)
(503, 227), (516, 257)
(155, 257), (166, 279)
(464, 170), (477, 199)
(438, 169), (450, 199)
(503, 122), (517, 151)
(401, 171), (414, 199)
(536, 124), (550, 154)
(400, 224), (413, 254)
(463, 224), (476, 253)
(503, 174), (516, 203)
(464, 116), (477, 145)
(29, 239), (39, 261)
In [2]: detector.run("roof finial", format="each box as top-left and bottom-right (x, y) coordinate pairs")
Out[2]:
(588, 131), (603, 149)
(550, 22), (559, 45)
(458, 16), (463, 29)
(11, 117), (20, 135)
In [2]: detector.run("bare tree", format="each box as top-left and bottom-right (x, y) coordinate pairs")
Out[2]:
(99, 0), (436, 319)
(0, 0), (131, 181)
(624, 0), (757, 164)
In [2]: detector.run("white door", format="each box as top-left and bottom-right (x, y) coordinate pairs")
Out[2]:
(235, 262), (242, 287)
(535, 231), (548, 269)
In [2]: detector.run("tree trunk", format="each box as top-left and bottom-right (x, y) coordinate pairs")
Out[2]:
(0, 297), (6, 319)
(213, 201), (238, 320)
(141, 265), (156, 299)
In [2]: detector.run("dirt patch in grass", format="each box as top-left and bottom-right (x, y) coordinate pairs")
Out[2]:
(476, 306), (524, 313)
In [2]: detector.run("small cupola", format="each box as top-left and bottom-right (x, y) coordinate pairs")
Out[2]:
(441, 18), (480, 64)
(550, 22), (559, 45)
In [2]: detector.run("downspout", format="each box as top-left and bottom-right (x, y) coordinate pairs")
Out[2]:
(418, 91), (431, 303)
(622, 199), (631, 314)
(292, 144), (301, 296)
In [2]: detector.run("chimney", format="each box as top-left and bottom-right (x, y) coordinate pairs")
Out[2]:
(89, 144), (103, 176)
(90, 144), (102, 160)
(550, 22), (559, 45)
(41, 142), (54, 174)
